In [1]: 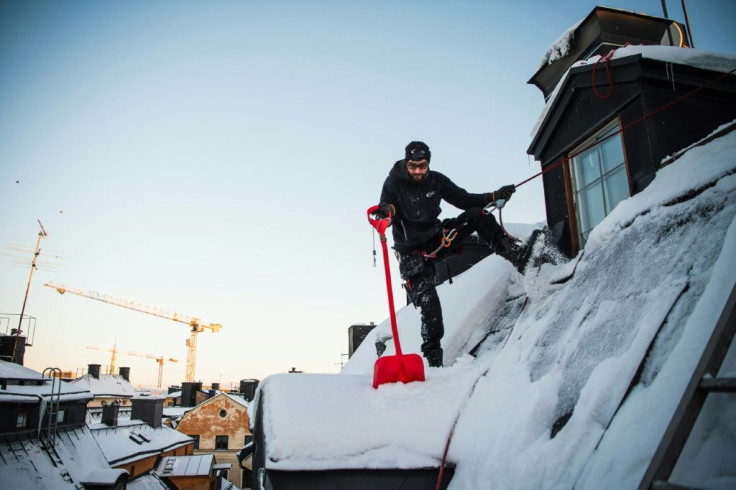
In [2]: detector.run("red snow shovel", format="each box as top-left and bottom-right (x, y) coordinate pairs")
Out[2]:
(367, 205), (426, 389)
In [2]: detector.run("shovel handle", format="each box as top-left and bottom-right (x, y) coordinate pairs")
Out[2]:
(367, 205), (391, 236)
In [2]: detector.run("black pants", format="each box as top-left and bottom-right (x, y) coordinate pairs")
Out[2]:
(398, 208), (507, 357)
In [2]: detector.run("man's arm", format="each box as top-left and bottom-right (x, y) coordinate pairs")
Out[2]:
(378, 177), (398, 218)
(437, 172), (494, 209)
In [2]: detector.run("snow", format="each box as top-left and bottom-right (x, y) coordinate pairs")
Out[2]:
(91, 422), (193, 466)
(251, 122), (736, 488)
(69, 373), (137, 397)
(538, 18), (583, 68)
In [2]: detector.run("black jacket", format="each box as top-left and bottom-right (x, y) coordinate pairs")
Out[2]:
(380, 159), (494, 252)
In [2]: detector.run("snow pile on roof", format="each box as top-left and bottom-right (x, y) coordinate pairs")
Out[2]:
(254, 123), (736, 488)
(0, 426), (125, 489)
(69, 373), (137, 398)
(91, 423), (193, 466)
(538, 18), (583, 68)
(0, 359), (92, 403)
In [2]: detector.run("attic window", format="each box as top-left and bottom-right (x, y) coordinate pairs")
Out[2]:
(219, 409), (227, 418)
(570, 121), (630, 245)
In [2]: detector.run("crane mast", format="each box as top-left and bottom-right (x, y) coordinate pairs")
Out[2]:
(46, 282), (221, 382)
(87, 345), (178, 388)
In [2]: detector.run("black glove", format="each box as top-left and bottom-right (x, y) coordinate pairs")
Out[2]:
(374, 203), (394, 219)
(492, 184), (516, 202)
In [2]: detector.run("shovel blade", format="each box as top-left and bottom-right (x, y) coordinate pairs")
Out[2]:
(373, 353), (426, 388)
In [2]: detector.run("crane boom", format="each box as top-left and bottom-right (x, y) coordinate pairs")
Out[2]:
(46, 282), (221, 382)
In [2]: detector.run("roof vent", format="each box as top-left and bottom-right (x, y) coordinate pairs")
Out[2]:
(576, 96), (592, 115)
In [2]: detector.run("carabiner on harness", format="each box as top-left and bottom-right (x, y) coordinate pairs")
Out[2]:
(426, 228), (458, 257)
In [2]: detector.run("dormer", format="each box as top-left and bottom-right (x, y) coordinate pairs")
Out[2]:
(529, 6), (690, 100)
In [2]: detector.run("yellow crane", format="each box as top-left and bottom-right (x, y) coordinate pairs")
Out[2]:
(45, 282), (221, 382)
(87, 344), (179, 388)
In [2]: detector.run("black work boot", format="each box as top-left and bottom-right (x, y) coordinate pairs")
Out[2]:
(493, 235), (530, 274)
(425, 348), (443, 367)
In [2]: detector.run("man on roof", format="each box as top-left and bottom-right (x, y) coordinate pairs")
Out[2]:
(375, 140), (529, 368)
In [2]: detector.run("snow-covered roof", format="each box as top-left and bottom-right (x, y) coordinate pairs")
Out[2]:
(0, 360), (93, 403)
(180, 391), (250, 414)
(255, 122), (736, 487)
(0, 358), (45, 379)
(91, 423), (194, 466)
(69, 372), (137, 398)
(155, 454), (214, 477)
(0, 426), (128, 488)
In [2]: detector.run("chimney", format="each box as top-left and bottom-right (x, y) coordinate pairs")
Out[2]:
(102, 402), (120, 426)
(348, 323), (376, 357)
(88, 364), (101, 379)
(118, 367), (130, 381)
(181, 382), (202, 407)
(131, 397), (164, 428)
(239, 379), (260, 402)
(0, 334), (26, 365)
(208, 389), (217, 399)
(211, 382), (220, 391)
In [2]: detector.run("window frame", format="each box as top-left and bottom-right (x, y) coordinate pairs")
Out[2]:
(215, 434), (229, 450)
(568, 119), (631, 248)
(188, 434), (200, 449)
(16, 409), (29, 429)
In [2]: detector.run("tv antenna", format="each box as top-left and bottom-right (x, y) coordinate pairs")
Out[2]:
(8, 220), (66, 362)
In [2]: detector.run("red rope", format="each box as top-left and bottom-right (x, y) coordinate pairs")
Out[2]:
(592, 49), (616, 99)
(435, 296), (529, 490)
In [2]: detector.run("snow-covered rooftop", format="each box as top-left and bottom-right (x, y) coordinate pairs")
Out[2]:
(253, 121), (736, 488)
(69, 372), (137, 398)
(91, 423), (193, 466)
(0, 359), (93, 403)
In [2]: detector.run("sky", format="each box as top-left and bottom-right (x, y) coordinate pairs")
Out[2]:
(1, 0), (735, 389)
(263, 122), (736, 488)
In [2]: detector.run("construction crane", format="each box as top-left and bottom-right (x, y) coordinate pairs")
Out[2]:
(45, 282), (221, 382)
(87, 339), (120, 375)
(87, 344), (179, 388)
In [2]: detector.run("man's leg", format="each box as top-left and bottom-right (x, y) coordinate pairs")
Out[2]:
(416, 286), (444, 367)
(445, 208), (526, 272)
(399, 253), (444, 367)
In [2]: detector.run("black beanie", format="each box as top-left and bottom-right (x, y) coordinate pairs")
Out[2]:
(405, 141), (431, 162)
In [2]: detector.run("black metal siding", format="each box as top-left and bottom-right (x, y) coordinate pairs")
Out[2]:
(529, 56), (736, 257)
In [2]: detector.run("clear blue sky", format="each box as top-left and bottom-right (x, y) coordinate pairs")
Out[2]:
(2, 0), (734, 389)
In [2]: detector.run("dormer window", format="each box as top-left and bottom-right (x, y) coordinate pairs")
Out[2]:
(569, 121), (630, 246)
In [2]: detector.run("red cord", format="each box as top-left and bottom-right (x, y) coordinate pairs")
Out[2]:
(592, 49), (616, 99)
(435, 297), (529, 490)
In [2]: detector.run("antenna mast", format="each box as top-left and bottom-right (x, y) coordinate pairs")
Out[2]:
(13, 221), (47, 363)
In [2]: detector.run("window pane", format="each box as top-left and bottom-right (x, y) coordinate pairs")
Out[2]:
(604, 167), (630, 213)
(216, 435), (229, 450)
(601, 137), (624, 174)
(578, 182), (605, 235)
(574, 150), (601, 187)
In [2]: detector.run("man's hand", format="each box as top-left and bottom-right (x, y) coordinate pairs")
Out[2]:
(374, 203), (394, 219)
(492, 185), (516, 203)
